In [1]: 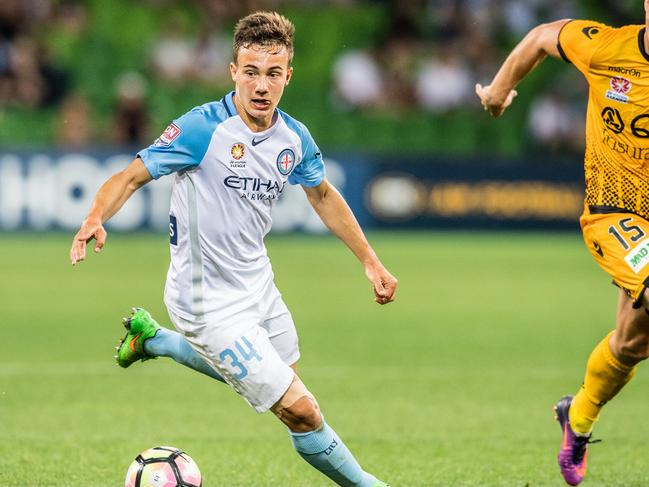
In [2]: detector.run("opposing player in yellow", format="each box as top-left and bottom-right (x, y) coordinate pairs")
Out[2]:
(476, 6), (649, 486)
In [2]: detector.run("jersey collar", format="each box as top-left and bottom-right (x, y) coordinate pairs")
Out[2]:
(638, 28), (649, 63)
(222, 91), (237, 117)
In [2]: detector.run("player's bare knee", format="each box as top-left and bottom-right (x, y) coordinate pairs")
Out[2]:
(620, 339), (649, 363)
(282, 396), (321, 432)
(271, 376), (321, 432)
(273, 396), (321, 432)
(642, 288), (649, 312)
(611, 331), (649, 364)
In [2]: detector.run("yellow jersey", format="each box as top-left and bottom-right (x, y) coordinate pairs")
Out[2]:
(558, 20), (649, 219)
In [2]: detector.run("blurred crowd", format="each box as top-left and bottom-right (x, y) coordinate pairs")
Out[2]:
(332, 0), (585, 150)
(0, 1), (71, 110)
(0, 0), (644, 152)
(331, 0), (642, 153)
(0, 0), (318, 147)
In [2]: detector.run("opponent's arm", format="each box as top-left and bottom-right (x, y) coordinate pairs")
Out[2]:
(476, 19), (571, 117)
(70, 157), (152, 265)
(303, 178), (397, 305)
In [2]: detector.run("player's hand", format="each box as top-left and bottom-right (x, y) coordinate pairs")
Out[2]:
(475, 83), (517, 117)
(365, 264), (397, 305)
(70, 218), (107, 265)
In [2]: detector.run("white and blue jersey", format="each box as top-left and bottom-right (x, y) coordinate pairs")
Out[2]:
(138, 91), (325, 322)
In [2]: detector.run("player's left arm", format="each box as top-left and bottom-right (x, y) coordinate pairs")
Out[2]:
(303, 178), (397, 305)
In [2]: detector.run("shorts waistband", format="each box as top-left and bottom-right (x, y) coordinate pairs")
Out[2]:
(588, 205), (635, 215)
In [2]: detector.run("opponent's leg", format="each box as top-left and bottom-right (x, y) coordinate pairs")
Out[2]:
(116, 308), (224, 383)
(556, 289), (649, 485)
(273, 376), (387, 487)
(569, 289), (649, 434)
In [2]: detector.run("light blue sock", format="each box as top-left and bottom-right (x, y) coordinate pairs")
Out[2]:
(144, 328), (225, 383)
(290, 420), (381, 487)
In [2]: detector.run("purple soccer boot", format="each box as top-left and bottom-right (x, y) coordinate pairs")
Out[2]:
(554, 395), (600, 486)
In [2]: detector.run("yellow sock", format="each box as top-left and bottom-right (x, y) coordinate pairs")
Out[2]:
(569, 331), (637, 435)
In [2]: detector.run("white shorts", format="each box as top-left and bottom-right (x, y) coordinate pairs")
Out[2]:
(167, 285), (300, 413)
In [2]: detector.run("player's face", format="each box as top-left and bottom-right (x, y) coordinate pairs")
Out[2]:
(230, 45), (293, 130)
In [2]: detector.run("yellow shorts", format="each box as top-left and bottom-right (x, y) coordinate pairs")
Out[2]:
(581, 206), (649, 306)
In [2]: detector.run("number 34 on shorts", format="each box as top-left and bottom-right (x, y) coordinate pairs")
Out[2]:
(219, 336), (263, 380)
(581, 210), (649, 301)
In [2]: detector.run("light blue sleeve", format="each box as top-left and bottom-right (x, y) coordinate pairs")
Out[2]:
(137, 104), (222, 179)
(281, 113), (325, 187)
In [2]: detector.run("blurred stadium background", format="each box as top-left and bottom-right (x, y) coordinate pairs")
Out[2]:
(0, 0), (643, 234)
(0, 0), (644, 233)
(4, 1), (649, 486)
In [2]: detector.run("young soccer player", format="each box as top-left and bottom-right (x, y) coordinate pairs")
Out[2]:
(70, 12), (396, 487)
(476, 5), (649, 486)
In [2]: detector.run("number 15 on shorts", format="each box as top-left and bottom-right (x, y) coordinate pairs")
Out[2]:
(219, 336), (263, 380)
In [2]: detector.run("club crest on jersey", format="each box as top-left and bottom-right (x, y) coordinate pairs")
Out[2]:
(606, 77), (631, 104)
(277, 148), (295, 175)
(155, 123), (181, 146)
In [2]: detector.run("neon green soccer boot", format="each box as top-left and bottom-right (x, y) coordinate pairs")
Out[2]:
(115, 307), (160, 368)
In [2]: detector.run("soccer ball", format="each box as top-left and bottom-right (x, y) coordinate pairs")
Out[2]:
(124, 446), (202, 487)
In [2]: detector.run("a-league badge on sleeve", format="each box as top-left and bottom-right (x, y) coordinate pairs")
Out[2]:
(155, 123), (182, 147)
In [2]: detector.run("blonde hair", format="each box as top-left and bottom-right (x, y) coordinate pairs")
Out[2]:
(233, 11), (295, 64)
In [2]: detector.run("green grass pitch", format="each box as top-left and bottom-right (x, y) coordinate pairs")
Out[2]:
(1, 231), (648, 487)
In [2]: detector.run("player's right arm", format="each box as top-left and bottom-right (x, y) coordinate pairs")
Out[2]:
(70, 103), (218, 266)
(70, 157), (152, 265)
(476, 19), (571, 117)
